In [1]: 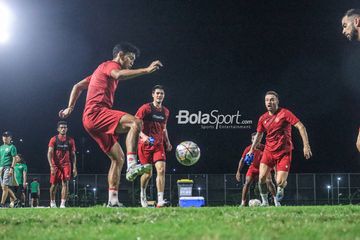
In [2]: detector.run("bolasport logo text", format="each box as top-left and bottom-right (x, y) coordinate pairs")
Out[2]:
(175, 110), (253, 130)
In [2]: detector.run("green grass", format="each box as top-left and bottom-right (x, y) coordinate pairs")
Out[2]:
(1, 206), (360, 240)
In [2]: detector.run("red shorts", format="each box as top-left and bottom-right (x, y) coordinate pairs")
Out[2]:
(138, 142), (166, 165)
(83, 108), (127, 153)
(50, 165), (71, 184)
(261, 149), (292, 172)
(246, 165), (259, 178)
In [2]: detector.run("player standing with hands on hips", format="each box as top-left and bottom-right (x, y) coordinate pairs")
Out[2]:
(247, 91), (312, 206)
(59, 42), (163, 207)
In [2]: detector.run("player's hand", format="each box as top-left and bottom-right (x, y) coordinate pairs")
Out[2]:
(146, 60), (163, 73)
(166, 142), (172, 152)
(50, 166), (55, 176)
(140, 134), (150, 144)
(8, 168), (13, 176)
(59, 107), (73, 119)
(235, 172), (241, 182)
(73, 167), (78, 177)
(304, 145), (312, 159)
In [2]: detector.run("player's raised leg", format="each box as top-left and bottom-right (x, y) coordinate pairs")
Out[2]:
(115, 114), (151, 181)
(105, 142), (125, 207)
(258, 163), (272, 206)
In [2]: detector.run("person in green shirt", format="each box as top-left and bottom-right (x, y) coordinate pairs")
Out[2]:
(14, 154), (28, 207)
(0, 131), (20, 208)
(30, 178), (40, 207)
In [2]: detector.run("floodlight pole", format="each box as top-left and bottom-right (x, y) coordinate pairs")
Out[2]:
(337, 177), (341, 205)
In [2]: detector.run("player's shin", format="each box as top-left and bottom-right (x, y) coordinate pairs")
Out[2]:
(258, 182), (269, 205)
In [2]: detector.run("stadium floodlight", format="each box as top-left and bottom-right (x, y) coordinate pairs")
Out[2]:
(92, 188), (96, 192)
(86, 149), (90, 154)
(326, 185), (331, 204)
(0, 2), (13, 44)
(197, 187), (201, 196)
(19, 139), (23, 142)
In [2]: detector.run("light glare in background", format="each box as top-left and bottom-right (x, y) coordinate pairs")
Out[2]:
(0, 2), (13, 43)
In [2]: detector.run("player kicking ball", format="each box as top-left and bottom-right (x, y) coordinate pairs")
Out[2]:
(136, 85), (172, 208)
(236, 133), (280, 207)
(59, 42), (162, 207)
(247, 91), (312, 206)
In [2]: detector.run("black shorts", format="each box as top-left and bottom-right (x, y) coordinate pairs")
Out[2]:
(31, 193), (39, 199)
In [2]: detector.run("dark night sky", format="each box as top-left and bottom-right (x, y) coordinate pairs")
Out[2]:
(0, 0), (359, 174)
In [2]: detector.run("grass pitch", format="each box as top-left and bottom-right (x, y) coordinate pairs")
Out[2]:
(0, 206), (360, 240)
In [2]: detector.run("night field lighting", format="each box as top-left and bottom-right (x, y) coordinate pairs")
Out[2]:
(0, 2), (12, 43)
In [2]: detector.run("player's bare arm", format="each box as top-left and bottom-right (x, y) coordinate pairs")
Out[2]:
(248, 132), (263, 155)
(23, 171), (27, 189)
(59, 77), (90, 119)
(47, 147), (55, 176)
(356, 130), (360, 152)
(8, 156), (16, 177)
(72, 151), (77, 177)
(236, 157), (245, 182)
(294, 122), (312, 159)
(163, 126), (172, 152)
(139, 131), (150, 144)
(111, 60), (163, 81)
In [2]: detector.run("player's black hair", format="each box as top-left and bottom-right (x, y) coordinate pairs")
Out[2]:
(344, 9), (360, 18)
(17, 154), (25, 163)
(57, 121), (68, 128)
(265, 90), (279, 99)
(152, 85), (165, 93)
(113, 42), (140, 58)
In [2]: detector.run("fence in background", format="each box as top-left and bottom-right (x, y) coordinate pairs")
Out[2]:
(15, 173), (360, 207)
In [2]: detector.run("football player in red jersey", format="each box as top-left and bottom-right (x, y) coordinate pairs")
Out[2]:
(59, 42), (162, 207)
(248, 91), (312, 206)
(236, 133), (279, 207)
(136, 85), (172, 207)
(47, 121), (77, 208)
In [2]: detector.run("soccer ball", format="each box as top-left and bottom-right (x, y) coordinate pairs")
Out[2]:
(248, 199), (261, 207)
(175, 141), (201, 166)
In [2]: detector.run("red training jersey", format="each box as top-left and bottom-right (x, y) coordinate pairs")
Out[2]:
(48, 135), (76, 166)
(84, 61), (121, 114)
(136, 103), (169, 146)
(257, 107), (299, 153)
(241, 144), (265, 169)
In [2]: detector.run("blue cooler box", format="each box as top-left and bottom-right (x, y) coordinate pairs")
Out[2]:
(179, 196), (205, 207)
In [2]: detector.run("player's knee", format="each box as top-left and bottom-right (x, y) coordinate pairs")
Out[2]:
(276, 179), (286, 187)
(133, 118), (142, 132)
(259, 175), (267, 183)
(157, 166), (165, 176)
